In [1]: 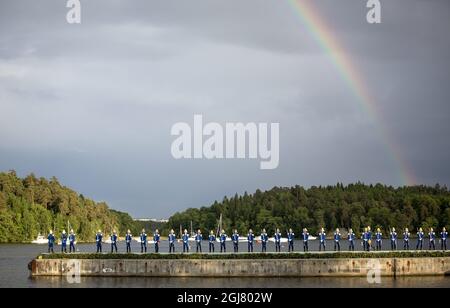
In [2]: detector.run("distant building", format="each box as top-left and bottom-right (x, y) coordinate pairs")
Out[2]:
(134, 218), (169, 223)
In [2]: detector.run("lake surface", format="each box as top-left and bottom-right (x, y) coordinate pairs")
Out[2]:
(1, 240), (449, 288)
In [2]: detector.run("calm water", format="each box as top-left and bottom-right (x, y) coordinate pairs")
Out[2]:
(1, 240), (449, 288)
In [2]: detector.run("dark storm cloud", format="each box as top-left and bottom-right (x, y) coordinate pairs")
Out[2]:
(0, 0), (449, 217)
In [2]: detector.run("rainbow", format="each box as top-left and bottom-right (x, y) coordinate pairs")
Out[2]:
(287, 0), (416, 185)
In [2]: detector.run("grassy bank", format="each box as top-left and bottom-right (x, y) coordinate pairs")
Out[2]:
(39, 250), (450, 260)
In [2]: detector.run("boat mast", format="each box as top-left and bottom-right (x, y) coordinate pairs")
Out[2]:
(216, 213), (222, 237)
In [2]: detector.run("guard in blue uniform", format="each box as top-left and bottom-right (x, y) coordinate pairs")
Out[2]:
(334, 228), (341, 252)
(60, 230), (68, 253)
(168, 229), (176, 253)
(375, 228), (382, 251)
(209, 230), (216, 253)
(153, 229), (160, 253)
(110, 230), (118, 253)
(47, 230), (55, 253)
(403, 228), (410, 250)
(416, 227), (424, 250)
(287, 228), (295, 252)
(195, 229), (203, 253)
(140, 229), (147, 253)
(441, 227), (448, 250)
(125, 230), (132, 253)
(366, 226), (372, 251)
(428, 228), (436, 250)
(95, 230), (103, 253)
(69, 229), (76, 253)
(302, 228), (309, 252)
(274, 229), (282, 252)
(390, 228), (398, 250)
(232, 230), (239, 253)
(348, 228), (355, 251)
(182, 229), (190, 253)
(362, 228), (368, 251)
(319, 228), (326, 251)
(260, 229), (268, 253)
(220, 230), (227, 253)
(247, 229), (255, 253)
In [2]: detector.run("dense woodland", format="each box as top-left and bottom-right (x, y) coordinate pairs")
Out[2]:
(2, 170), (450, 242)
(168, 183), (450, 237)
(0, 171), (139, 242)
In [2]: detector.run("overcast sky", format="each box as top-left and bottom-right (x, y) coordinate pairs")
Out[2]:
(1, 0), (449, 218)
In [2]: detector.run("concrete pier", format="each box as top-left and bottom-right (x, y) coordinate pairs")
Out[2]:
(30, 257), (450, 277)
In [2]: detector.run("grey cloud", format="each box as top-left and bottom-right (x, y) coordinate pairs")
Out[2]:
(0, 0), (449, 217)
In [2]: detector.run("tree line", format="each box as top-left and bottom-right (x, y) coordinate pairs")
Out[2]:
(2, 169), (449, 242)
(168, 183), (450, 237)
(0, 171), (139, 242)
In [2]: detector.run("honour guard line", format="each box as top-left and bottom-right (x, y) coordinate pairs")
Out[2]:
(45, 226), (448, 254)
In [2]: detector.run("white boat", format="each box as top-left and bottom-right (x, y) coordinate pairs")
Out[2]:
(238, 236), (249, 243)
(215, 237), (232, 243)
(31, 234), (47, 244)
(269, 237), (288, 243)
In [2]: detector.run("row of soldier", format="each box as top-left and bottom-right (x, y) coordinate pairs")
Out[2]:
(46, 226), (448, 253)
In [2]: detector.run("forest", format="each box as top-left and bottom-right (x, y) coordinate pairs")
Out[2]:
(0, 171), (139, 242)
(2, 169), (450, 242)
(168, 183), (450, 237)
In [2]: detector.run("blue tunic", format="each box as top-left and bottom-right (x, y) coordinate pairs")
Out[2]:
(140, 233), (147, 243)
(403, 232), (409, 241)
(232, 233), (239, 243)
(247, 233), (254, 242)
(274, 233), (281, 243)
(168, 234), (176, 243)
(153, 233), (160, 242)
(334, 233), (341, 241)
(429, 232), (435, 241)
(376, 232), (382, 241)
(302, 232), (309, 241)
(261, 233), (268, 243)
(390, 232), (397, 241)
(48, 234), (55, 245)
(61, 233), (67, 245)
(417, 232), (424, 240)
(348, 233), (355, 241)
(287, 232), (295, 242)
(319, 232), (326, 242)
